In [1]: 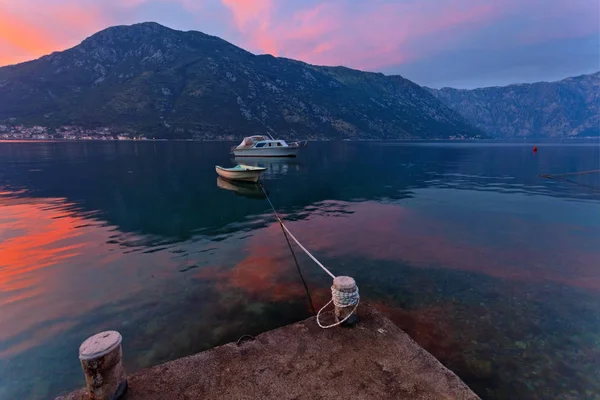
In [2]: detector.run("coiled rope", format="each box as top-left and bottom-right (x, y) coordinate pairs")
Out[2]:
(316, 285), (360, 329)
(259, 183), (359, 328)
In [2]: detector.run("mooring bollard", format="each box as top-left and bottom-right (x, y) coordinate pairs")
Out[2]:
(332, 276), (359, 326)
(79, 330), (127, 400)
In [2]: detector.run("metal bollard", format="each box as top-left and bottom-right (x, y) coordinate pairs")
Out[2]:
(79, 330), (127, 400)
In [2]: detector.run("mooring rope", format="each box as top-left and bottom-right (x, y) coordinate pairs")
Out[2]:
(260, 184), (336, 279)
(540, 169), (600, 178)
(317, 286), (360, 329)
(258, 183), (359, 328)
(280, 220), (316, 315)
(540, 169), (600, 192)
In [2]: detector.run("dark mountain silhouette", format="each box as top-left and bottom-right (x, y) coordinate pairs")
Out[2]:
(428, 73), (600, 138)
(0, 22), (481, 139)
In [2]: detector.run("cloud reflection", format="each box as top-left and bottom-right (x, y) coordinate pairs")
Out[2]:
(0, 191), (179, 356)
(196, 222), (329, 307)
(196, 199), (600, 295)
(300, 201), (600, 292)
(0, 198), (84, 301)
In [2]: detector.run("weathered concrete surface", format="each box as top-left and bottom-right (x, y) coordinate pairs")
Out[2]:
(58, 304), (480, 400)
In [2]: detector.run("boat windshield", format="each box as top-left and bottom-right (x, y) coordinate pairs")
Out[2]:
(237, 135), (270, 148)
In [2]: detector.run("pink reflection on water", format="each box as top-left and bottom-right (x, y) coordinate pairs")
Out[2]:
(197, 199), (600, 307)
(196, 222), (328, 305)
(0, 198), (84, 301)
(0, 193), (178, 356)
(271, 201), (600, 292)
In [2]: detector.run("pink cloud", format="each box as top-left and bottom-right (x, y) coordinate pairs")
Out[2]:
(217, 0), (509, 71)
(221, 0), (278, 54)
(0, 1), (110, 65)
(0, 0), (199, 66)
(0, 9), (59, 60)
(0, 41), (31, 66)
(1, 0), (596, 70)
(221, 0), (273, 31)
(217, 0), (597, 72)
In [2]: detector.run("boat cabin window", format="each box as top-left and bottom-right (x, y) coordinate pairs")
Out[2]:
(255, 142), (266, 148)
(268, 143), (272, 147)
(277, 142), (282, 146)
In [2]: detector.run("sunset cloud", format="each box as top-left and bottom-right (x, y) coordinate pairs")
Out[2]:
(221, 0), (272, 31)
(221, 0), (278, 55)
(214, 0), (598, 82)
(0, 9), (60, 62)
(0, 0), (597, 86)
(0, 1), (110, 65)
(214, 0), (519, 69)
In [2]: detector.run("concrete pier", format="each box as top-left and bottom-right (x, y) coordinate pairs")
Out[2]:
(57, 305), (479, 400)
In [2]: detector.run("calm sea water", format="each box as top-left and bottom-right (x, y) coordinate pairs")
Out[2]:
(0, 140), (599, 400)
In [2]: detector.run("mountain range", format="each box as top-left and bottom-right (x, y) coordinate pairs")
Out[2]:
(428, 73), (599, 138)
(0, 22), (479, 140)
(0, 22), (597, 140)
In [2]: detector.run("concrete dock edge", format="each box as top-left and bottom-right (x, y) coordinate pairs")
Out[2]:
(57, 304), (480, 400)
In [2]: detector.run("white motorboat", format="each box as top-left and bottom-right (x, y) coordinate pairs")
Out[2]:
(232, 135), (307, 157)
(215, 164), (266, 183)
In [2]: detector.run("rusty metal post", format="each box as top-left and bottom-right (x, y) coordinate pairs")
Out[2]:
(79, 330), (127, 400)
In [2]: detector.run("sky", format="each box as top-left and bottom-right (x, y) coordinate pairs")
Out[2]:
(0, 0), (598, 88)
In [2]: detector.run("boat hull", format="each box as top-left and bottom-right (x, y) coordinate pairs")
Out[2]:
(215, 166), (265, 183)
(233, 147), (300, 157)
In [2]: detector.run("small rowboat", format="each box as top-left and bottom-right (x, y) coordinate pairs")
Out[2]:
(215, 164), (266, 183)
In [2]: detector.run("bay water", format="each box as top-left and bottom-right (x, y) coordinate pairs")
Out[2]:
(0, 140), (599, 399)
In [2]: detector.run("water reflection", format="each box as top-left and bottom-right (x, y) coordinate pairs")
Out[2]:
(216, 177), (266, 200)
(0, 141), (599, 399)
(0, 197), (84, 344)
(233, 156), (303, 179)
(0, 141), (598, 240)
(281, 200), (600, 292)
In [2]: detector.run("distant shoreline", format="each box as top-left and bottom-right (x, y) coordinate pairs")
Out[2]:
(0, 137), (598, 143)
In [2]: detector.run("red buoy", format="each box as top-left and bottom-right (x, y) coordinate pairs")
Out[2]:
(533, 146), (538, 152)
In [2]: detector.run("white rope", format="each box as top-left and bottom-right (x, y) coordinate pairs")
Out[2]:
(259, 183), (360, 328)
(260, 184), (336, 279)
(317, 286), (360, 329)
(279, 224), (336, 279)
